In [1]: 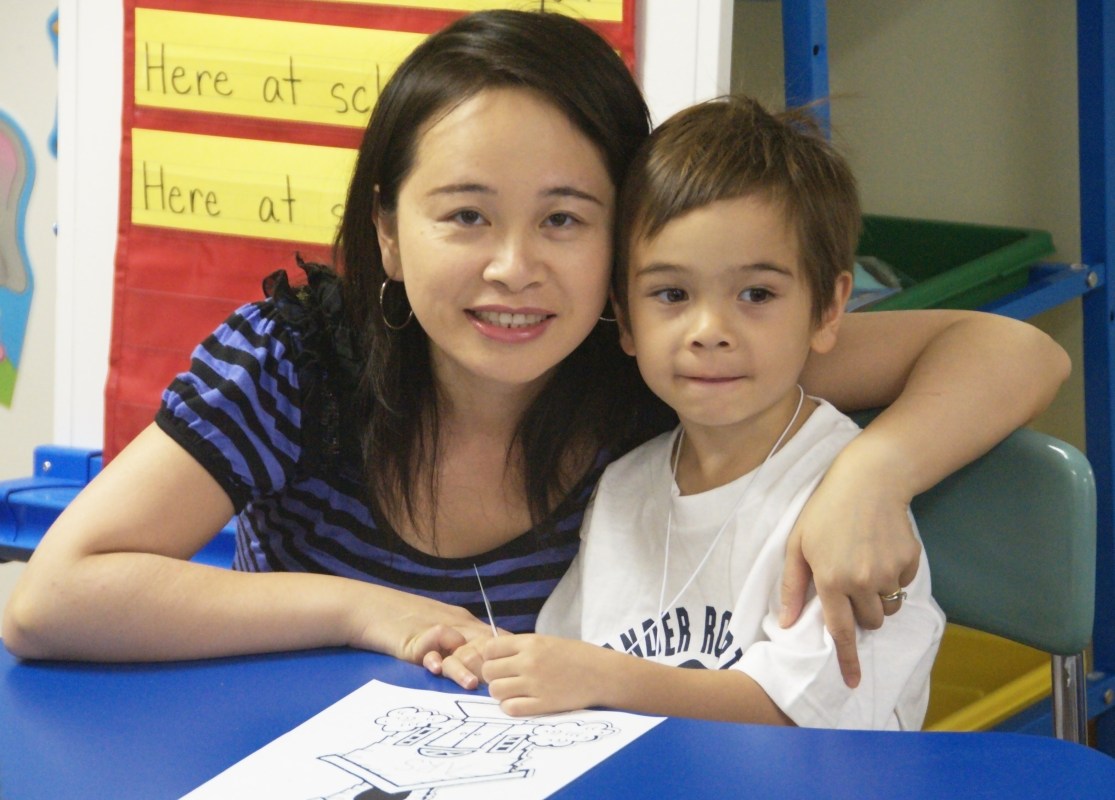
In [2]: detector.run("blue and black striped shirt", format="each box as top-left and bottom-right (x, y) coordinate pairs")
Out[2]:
(157, 296), (607, 632)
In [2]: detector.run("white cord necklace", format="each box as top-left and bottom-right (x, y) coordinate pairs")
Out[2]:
(655, 384), (807, 626)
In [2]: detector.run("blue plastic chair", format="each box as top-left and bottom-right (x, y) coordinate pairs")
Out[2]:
(910, 428), (1096, 743)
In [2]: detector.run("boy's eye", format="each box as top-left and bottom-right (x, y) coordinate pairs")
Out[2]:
(740, 287), (775, 304)
(450, 209), (486, 226)
(653, 288), (688, 303)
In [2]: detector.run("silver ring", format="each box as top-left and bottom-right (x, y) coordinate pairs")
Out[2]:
(879, 589), (908, 604)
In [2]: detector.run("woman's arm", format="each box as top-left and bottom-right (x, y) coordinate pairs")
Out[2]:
(2, 424), (489, 662)
(478, 634), (793, 725)
(787, 309), (1070, 686)
(800, 309), (1068, 429)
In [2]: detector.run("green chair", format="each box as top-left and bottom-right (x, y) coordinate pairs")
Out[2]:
(911, 428), (1096, 743)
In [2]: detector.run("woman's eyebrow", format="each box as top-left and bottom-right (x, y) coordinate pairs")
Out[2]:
(543, 186), (605, 206)
(426, 183), (604, 205)
(427, 182), (494, 197)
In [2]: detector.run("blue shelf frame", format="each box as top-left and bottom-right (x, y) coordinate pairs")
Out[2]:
(781, 0), (1115, 752)
(1078, 0), (1115, 753)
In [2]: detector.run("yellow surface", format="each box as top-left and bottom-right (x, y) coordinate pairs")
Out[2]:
(131, 128), (356, 244)
(313, 1), (624, 22)
(134, 9), (426, 127)
(924, 623), (1050, 731)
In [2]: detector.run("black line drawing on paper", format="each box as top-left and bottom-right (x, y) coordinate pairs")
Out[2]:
(310, 697), (616, 800)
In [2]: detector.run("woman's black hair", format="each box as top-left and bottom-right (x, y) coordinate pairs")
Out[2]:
(334, 10), (654, 539)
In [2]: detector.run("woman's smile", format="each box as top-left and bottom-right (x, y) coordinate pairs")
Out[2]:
(377, 86), (614, 394)
(467, 307), (557, 342)
(468, 308), (555, 329)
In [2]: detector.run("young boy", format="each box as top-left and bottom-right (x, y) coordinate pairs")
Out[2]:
(436, 95), (945, 730)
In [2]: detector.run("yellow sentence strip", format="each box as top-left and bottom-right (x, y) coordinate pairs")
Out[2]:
(135, 8), (427, 126)
(314, 1), (623, 23)
(131, 128), (356, 244)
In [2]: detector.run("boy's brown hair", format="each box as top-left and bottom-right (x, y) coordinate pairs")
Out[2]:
(614, 94), (860, 325)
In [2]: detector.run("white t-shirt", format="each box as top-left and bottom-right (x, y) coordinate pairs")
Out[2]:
(537, 400), (945, 730)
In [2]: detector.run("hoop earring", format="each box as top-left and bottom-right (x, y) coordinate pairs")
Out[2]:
(599, 300), (617, 323)
(379, 279), (414, 331)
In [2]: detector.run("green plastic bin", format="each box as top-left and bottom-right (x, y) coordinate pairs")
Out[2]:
(856, 215), (1055, 311)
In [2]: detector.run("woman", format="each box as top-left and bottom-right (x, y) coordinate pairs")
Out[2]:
(3, 12), (1067, 689)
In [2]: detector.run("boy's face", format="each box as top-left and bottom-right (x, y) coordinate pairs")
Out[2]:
(619, 195), (851, 438)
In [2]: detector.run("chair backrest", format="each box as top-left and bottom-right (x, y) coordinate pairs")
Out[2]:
(911, 428), (1096, 656)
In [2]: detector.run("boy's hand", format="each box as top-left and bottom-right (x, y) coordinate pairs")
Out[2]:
(482, 634), (603, 716)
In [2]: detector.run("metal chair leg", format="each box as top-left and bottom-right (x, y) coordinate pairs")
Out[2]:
(1052, 652), (1088, 743)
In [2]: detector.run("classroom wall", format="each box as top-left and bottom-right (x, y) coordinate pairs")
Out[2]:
(0, 2), (1087, 473)
(0, 0), (734, 632)
(34, 1), (1085, 465)
(732, 0), (1083, 450)
(49, 0), (734, 459)
(0, 3), (60, 480)
(0, 0), (1090, 632)
(0, 2), (59, 622)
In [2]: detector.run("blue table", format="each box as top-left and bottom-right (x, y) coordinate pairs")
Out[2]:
(2, 644), (1113, 799)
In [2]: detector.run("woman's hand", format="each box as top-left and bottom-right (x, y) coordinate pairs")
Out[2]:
(425, 634), (495, 690)
(791, 309), (1070, 688)
(349, 596), (493, 667)
(780, 434), (921, 688)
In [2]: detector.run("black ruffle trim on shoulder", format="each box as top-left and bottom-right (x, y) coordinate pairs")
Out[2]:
(263, 256), (364, 476)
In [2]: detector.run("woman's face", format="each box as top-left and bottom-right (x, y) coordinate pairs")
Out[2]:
(377, 87), (614, 400)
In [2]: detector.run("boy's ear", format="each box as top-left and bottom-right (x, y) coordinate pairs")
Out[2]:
(810, 271), (854, 355)
(374, 188), (403, 281)
(613, 293), (637, 357)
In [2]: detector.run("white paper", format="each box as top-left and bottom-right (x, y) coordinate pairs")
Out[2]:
(183, 680), (664, 800)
